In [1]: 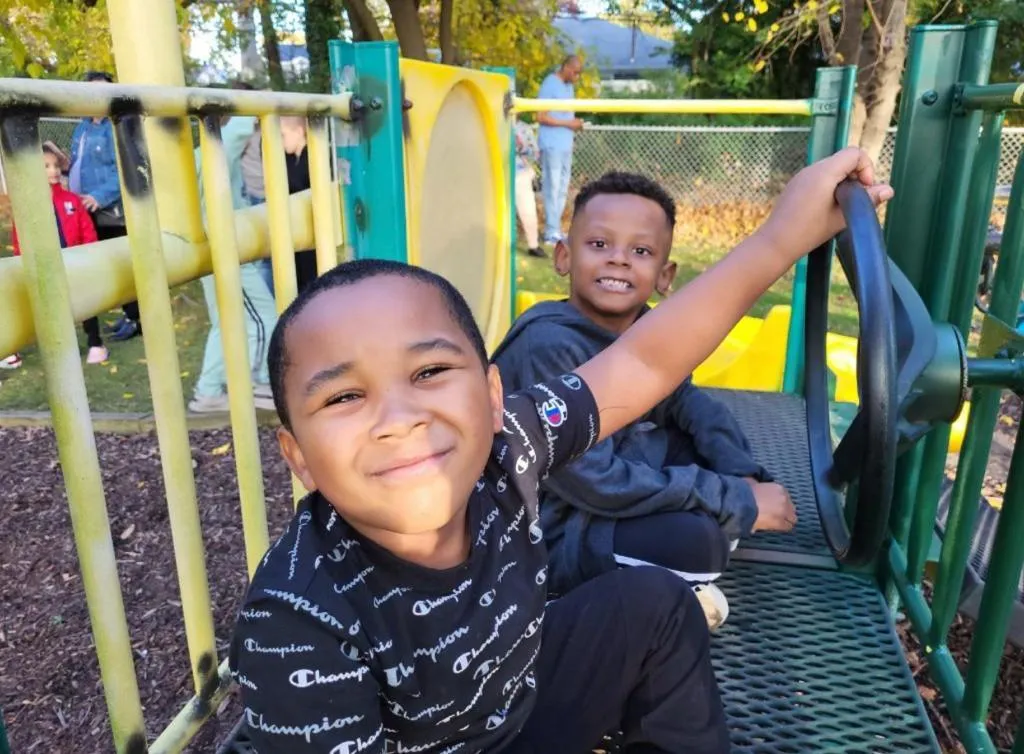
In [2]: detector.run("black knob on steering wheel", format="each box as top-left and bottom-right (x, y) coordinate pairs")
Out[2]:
(804, 180), (898, 567)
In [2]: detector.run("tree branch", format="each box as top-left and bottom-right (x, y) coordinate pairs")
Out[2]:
(343, 0), (384, 42)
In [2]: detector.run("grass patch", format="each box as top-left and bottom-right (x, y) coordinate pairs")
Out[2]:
(0, 281), (210, 413)
(515, 243), (860, 337)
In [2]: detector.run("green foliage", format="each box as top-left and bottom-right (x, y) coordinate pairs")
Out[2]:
(0, 0), (115, 79)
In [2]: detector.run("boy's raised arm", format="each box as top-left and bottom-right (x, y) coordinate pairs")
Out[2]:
(576, 147), (893, 444)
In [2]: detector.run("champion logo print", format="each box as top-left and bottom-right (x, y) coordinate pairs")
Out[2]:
(541, 396), (567, 427)
(560, 374), (582, 391)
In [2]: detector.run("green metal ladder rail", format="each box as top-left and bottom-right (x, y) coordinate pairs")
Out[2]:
(879, 21), (1024, 754)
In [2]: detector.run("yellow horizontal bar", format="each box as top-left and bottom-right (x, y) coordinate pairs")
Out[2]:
(149, 660), (234, 754)
(513, 97), (814, 116)
(0, 78), (356, 120)
(0, 191), (317, 358)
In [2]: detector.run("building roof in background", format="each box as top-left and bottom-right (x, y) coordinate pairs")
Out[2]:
(553, 15), (673, 75)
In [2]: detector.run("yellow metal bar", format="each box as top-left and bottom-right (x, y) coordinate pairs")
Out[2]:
(307, 115), (339, 274)
(0, 192), (317, 360)
(113, 115), (218, 693)
(513, 97), (815, 116)
(149, 660), (234, 754)
(199, 116), (270, 575)
(0, 78), (357, 120)
(0, 115), (147, 753)
(260, 115), (299, 313)
(259, 114), (308, 506)
(106, 0), (202, 242)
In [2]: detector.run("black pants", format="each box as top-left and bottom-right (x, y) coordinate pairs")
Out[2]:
(83, 317), (103, 348)
(95, 223), (139, 321)
(613, 511), (733, 584)
(510, 567), (729, 754)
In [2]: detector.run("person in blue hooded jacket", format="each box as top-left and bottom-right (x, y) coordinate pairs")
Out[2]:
(68, 70), (141, 342)
(491, 171), (797, 628)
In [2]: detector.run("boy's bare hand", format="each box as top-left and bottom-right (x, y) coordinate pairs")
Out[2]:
(746, 480), (797, 532)
(760, 146), (895, 262)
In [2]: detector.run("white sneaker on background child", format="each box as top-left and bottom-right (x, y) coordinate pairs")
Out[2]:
(0, 354), (23, 369)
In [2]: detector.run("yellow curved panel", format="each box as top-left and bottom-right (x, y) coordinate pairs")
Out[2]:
(401, 60), (512, 352)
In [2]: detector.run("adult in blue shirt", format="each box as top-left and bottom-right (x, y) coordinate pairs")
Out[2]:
(537, 55), (584, 245)
(68, 70), (140, 342)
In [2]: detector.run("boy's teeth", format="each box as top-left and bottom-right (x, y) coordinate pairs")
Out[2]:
(599, 278), (629, 290)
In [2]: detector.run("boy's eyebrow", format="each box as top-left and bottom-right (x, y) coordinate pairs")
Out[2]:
(408, 337), (466, 356)
(301, 339), (465, 395)
(303, 361), (353, 396)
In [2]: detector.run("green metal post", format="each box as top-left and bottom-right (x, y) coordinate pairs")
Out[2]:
(883, 25), (969, 584)
(958, 146), (1024, 730)
(929, 115), (1009, 646)
(962, 416), (1024, 723)
(329, 40), (408, 261)
(948, 112), (1005, 331)
(782, 65), (856, 395)
(905, 22), (998, 586)
(0, 709), (9, 754)
(486, 65), (519, 324)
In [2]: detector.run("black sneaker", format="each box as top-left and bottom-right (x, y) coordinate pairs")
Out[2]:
(109, 318), (142, 341)
(527, 247), (547, 258)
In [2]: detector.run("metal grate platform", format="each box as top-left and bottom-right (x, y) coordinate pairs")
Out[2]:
(712, 561), (939, 753)
(706, 389), (831, 557)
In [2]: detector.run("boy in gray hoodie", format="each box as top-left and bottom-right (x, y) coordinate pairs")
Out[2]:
(492, 171), (796, 627)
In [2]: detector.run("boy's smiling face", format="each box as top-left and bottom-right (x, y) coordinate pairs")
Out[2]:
(556, 193), (677, 334)
(276, 275), (504, 557)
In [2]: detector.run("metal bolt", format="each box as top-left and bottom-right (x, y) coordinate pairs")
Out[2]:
(369, 97), (384, 111)
(922, 90), (939, 106)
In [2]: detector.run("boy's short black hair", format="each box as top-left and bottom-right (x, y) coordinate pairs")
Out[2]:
(84, 70), (113, 83)
(268, 259), (489, 430)
(572, 171), (676, 230)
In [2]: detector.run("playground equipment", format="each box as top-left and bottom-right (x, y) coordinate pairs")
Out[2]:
(0, 2), (1023, 751)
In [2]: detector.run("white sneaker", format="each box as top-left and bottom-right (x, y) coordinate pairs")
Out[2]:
(692, 582), (729, 631)
(0, 354), (23, 369)
(188, 394), (230, 413)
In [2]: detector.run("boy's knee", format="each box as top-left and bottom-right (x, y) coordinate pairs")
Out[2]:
(611, 566), (701, 625)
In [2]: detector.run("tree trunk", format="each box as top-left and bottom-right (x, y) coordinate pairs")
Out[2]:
(305, 0), (342, 92)
(386, 0), (429, 60)
(858, 0), (907, 163)
(258, 0), (286, 89)
(238, 2), (265, 82)
(836, 0), (865, 66)
(343, 0), (384, 43)
(439, 0), (456, 64)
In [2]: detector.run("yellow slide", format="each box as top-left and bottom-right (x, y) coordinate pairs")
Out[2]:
(513, 291), (969, 453)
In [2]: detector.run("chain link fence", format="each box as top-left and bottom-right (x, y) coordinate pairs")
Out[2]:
(571, 125), (1024, 245)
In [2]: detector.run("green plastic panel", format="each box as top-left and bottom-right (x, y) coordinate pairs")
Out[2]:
(706, 389), (830, 556)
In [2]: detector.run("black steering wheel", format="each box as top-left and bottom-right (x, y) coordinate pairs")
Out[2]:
(803, 181), (960, 567)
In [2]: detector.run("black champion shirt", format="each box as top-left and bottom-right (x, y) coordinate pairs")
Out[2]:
(229, 374), (600, 753)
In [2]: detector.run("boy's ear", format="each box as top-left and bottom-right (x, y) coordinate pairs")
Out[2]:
(277, 426), (317, 492)
(486, 364), (505, 433)
(656, 260), (678, 296)
(553, 239), (571, 277)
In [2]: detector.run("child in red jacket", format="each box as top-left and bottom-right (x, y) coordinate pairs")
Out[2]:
(7, 141), (107, 366)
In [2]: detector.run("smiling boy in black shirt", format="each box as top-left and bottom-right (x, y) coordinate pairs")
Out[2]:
(228, 148), (892, 753)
